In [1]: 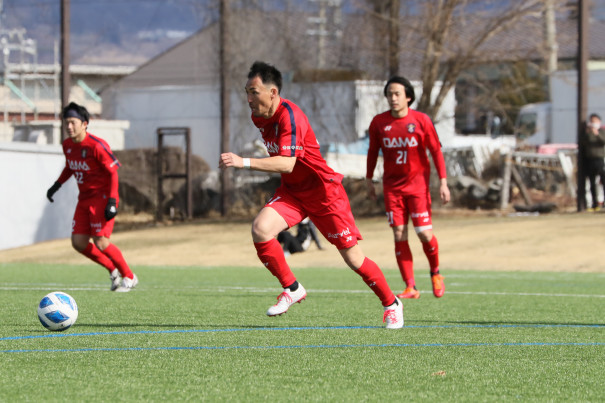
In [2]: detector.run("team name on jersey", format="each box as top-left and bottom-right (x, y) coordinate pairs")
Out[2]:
(382, 136), (418, 148)
(67, 159), (91, 171)
(264, 141), (280, 154)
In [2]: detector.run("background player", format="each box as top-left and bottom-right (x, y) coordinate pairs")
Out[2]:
(46, 102), (137, 292)
(219, 61), (403, 328)
(580, 113), (605, 210)
(366, 76), (450, 299)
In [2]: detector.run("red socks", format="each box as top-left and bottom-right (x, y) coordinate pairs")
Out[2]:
(395, 240), (415, 288)
(254, 239), (296, 288)
(422, 236), (440, 274)
(355, 258), (396, 307)
(102, 244), (134, 279)
(81, 243), (114, 272)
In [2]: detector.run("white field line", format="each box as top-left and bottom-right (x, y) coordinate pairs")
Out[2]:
(1, 284), (604, 298)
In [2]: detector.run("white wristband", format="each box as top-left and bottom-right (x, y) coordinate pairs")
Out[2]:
(242, 158), (251, 169)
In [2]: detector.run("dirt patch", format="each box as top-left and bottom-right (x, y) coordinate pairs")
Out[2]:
(2, 210), (604, 274)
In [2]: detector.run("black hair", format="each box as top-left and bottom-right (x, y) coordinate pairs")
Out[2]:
(62, 102), (90, 123)
(248, 61), (283, 93)
(383, 76), (415, 106)
(589, 113), (601, 121)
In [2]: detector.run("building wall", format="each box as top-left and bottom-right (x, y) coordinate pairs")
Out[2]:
(0, 142), (78, 251)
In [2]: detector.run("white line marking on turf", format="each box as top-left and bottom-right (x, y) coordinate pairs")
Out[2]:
(1, 284), (604, 298)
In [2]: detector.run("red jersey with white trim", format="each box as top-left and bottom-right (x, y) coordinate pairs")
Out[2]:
(251, 98), (343, 203)
(57, 133), (121, 202)
(366, 109), (447, 195)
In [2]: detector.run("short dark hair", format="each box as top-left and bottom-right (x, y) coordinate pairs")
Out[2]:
(62, 102), (90, 123)
(248, 61), (282, 93)
(384, 76), (415, 106)
(589, 113), (601, 121)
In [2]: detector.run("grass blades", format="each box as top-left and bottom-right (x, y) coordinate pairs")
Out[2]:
(1, 263), (604, 401)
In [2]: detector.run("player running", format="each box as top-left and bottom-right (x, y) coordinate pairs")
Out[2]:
(46, 102), (137, 292)
(366, 76), (450, 299)
(219, 61), (403, 328)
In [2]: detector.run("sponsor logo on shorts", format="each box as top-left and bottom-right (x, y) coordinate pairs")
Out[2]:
(327, 227), (351, 239)
(91, 222), (103, 233)
(411, 211), (429, 218)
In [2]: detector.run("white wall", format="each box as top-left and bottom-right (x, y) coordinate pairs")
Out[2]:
(103, 84), (225, 169)
(0, 143), (77, 251)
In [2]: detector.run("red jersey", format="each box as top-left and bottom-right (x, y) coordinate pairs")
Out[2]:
(366, 109), (447, 195)
(251, 98), (343, 203)
(57, 133), (121, 202)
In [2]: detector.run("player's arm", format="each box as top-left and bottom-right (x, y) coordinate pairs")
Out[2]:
(425, 120), (450, 204)
(219, 153), (296, 173)
(46, 165), (73, 202)
(365, 120), (380, 200)
(104, 169), (119, 220)
(94, 143), (121, 220)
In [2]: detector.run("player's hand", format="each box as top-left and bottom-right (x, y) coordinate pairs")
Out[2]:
(440, 179), (451, 205)
(219, 152), (243, 169)
(46, 181), (62, 202)
(105, 198), (118, 220)
(365, 178), (377, 201)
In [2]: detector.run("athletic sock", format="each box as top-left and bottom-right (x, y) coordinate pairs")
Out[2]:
(395, 240), (415, 288)
(102, 244), (134, 279)
(355, 257), (396, 307)
(422, 236), (440, 275)
(81, 243), (115, 272)
(254, 239), (296, 288)
(287, 281), (299, 292)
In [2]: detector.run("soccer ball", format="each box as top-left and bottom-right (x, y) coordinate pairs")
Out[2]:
(37, 292), (78, 331)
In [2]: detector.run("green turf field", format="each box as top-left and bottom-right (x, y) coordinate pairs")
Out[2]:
(1, 263), (603, 401)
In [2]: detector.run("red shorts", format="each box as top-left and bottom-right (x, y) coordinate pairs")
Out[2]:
(72, 198), (114, 238)
(266, 184), (362, 250)
(383, 189), (432, 233)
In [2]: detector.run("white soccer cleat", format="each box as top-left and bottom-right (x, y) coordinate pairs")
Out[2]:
(266, 284), (307, 316)
(109, 269), (121, 291)
(383, 297), (404, 329)
(115, 273), (138, 293)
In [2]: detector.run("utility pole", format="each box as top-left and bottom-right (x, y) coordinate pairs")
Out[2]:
(388, 0), (400, 77)
(307, 0), (342, 69)
(60, 0), (70, 140)
(544, 0), (558, 75)
(219, 0), (231, 216)
(576, 0), (588, 212)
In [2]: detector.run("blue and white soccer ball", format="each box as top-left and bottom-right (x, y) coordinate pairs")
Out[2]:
(37, 292), (78, 331)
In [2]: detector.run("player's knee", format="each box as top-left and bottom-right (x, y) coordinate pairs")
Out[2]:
(251, 219), (274, 242)
(71, 237), (88, 252)
(417, 230), (433, 243)
(93, 237), (110, 251)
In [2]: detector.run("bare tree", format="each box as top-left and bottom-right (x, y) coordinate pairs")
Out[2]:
(411, 0), (547, 120)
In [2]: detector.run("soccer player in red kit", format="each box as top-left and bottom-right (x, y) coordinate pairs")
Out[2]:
(366, 76), (450, 299)
(46, 102), (138, 292)
(219, 61), (403, 328)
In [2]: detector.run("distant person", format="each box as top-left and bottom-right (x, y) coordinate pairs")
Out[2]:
(46, 102), (138, 292)
(580, 113), (605, 210)
(277, 217), (323, 256)
(366, 76), (450, 299)
(219, 61), (403, 328)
